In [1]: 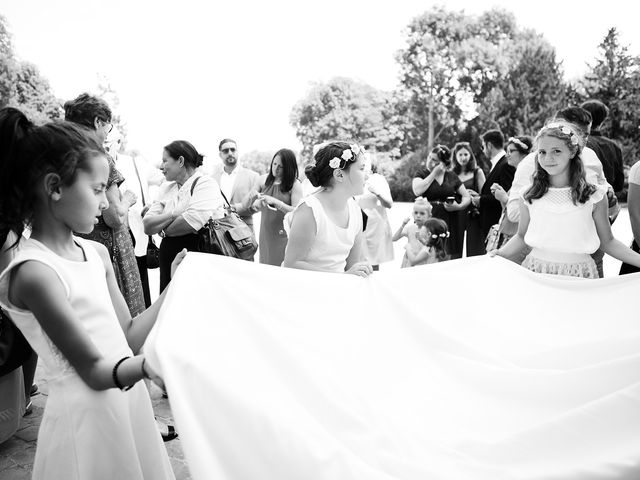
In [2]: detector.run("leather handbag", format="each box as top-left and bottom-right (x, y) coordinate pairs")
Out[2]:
(146, 236), (160, 269)
(198, 212), (258, 260)
(191, 178), (258, 261)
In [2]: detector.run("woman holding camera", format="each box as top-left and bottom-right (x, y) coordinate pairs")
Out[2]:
(452, 142), (485, 257)
(412, 145), (471, 259)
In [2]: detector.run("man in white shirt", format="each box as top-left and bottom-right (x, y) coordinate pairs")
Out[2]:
(211, 138), (260, 230)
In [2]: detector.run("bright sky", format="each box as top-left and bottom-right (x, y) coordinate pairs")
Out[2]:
(2, 0), (638, 164)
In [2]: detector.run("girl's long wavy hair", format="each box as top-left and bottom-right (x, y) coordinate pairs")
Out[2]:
(523, 122), (596, 205)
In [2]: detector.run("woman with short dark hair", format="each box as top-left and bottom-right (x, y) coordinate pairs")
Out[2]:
(64, 93), (146, 316)
(143, 140), (223, 292)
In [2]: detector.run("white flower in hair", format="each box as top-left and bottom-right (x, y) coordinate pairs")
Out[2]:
(341, 148), (353, 161)
(559, 126), (580, 145)
(431, 232), (450, 239)
(329, 157), (342, 169)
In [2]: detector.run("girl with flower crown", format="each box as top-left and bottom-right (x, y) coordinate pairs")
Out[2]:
(283, 141), (373, 277)
(494, 121), (640, 278)
(411, 218), (450, 265)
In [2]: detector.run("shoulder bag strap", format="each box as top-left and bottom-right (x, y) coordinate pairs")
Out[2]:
(194, 176), (232, 209)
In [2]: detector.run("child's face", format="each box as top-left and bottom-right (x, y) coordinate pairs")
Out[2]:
(413, 205), (429, 226)
(56, 154), (110, 234)
(536, 135), (572, 177)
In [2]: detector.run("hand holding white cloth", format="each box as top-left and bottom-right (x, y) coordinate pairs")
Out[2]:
(145, 254), (640, 480)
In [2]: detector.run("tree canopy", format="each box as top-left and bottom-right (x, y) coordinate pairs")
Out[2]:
(290, 77), (403, 161)
(0, 14), (60, 124)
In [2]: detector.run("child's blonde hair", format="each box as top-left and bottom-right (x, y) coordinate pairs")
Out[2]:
(413, 197), (432, 214)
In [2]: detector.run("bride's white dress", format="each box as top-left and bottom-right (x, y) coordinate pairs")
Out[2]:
(0, 238), (174, 480)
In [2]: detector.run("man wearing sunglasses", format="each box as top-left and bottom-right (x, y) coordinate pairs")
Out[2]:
(211, 138), (260, 234)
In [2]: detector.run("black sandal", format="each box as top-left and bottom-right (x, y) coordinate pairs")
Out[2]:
(161, 424), (178, 442)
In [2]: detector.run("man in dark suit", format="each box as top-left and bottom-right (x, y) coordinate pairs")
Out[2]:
(472, 130), (515, 249)
(580, 100), (625, 195)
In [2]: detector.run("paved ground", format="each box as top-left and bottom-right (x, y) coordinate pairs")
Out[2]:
(0, 362), (192, 480)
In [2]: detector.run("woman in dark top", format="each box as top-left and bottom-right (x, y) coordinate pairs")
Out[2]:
(412, 145), (471, 259)
(452, 142), (486, 257)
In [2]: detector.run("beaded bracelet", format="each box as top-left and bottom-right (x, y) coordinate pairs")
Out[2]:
(112, 356), (133, 391)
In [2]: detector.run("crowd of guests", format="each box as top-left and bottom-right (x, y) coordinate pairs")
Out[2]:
(0, 91), (639, 480)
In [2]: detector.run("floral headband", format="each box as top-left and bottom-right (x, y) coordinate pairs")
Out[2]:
(508, 137), (530, 151)
(544, 122), (580, 146)
(431, 231), (450, 239)
(328, 144), (366, 170)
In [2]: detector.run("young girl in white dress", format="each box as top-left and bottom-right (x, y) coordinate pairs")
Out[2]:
(0, 107), (178, 479)
(283, 141), (372, 277)
(494, 121), (640, 277)
(393, 197), (432, 268)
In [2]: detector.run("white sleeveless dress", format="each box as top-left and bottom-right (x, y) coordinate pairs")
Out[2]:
(294, 195), (363, 273)
(0, 238), (174, 480)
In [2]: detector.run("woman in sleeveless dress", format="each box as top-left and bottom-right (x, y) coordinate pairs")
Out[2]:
(451, 142), (485, 257)
(252, 149), (303, 266)
(283, 141), (372, 277)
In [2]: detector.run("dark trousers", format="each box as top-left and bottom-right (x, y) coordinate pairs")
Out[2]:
(136, 255), (151, 308)
(159, 233), (200, 293)
(129, 230), (151, 308)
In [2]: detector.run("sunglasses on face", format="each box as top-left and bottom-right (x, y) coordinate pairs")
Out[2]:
(221, 147), (236, 154)
(100, 119), (113, 133)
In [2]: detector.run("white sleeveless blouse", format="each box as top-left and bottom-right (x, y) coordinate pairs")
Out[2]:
(297, 195), (363, 273)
